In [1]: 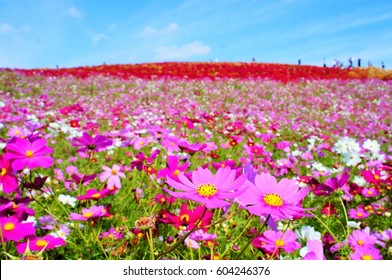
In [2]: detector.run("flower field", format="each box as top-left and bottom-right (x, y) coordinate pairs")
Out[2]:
(0, 62), (391, 260)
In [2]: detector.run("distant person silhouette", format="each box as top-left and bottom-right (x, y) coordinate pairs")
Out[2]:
(358, 58), (361, 67)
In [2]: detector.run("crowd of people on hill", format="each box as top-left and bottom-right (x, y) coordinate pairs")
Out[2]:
(324, 57), (385, 69)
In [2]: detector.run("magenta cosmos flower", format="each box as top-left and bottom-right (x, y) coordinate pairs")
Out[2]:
(100, 164), (125, 189)
(69, 205), (108, 221)
(163, 166), (247, 209)
(237, 173), (309, 220)
(157, 155), (190, 181)
(253, 229), (301, 254)
(350, 246), (383, 260)
(71, 132), (112, 153)
(0, 155), (18, 193)
(348, 205), (370, 219)
(0, 216), (36, 242)
(5, 137), (53, 171)
(16, 234), (66, 254)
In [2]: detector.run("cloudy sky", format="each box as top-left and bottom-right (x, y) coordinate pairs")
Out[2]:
(1, 0), (391, 69)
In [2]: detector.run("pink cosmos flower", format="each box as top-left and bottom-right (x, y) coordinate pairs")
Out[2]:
(76, 188), (114, 200)
(348, 228), (385, 249)
(100, 164), (125, 189)
(5, 137), (53, 171)
(190, 229), (217, 242)
(350, 246), (383, 260)
(236, 173), (309, 220)
(154, 193), (176, 205)
(69, 205), (108, 221)
(302, 239), (326, 260)
(348, 205), (370, 219)
(71, 132), (113, 153)
(163, 166), (247, 209)
(361, 187), (379, 198)
(0, 216), (36, 242)
(15, 234), (66, 254)
(161, 135), (181, 154)
(131, 137), (150, 150)
(253, 230), (301, 254)
(177, 139), (207, 154)
(7, 126), (29, 138)
(0, 155), (18, 193)
(157, 155), (190, 181)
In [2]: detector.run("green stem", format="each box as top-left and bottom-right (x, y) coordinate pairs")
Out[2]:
(235, 214), (270, 260)
(147, 228), (155, 260)
(91, 226), (109, 260)
(337, 196), (350, 239)
(310, 211), (339, 242)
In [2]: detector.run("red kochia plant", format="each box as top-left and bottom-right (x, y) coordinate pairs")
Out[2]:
(9, 62), (388, 82)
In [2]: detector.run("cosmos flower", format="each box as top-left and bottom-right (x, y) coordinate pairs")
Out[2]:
(99, 164), (125, 189)
(15, 234), (66, 254)
(347, 228), (385, 249)
(5, 137), (54, 171)
(236, 172), (309, 220)
(162, 203), (213, 231)
(0, 216), (36, 242)
(69, 205), (108, 221)
(301, 239), (326, 260)
(99, 227), (123, 240)
(253, 230), (301, 254)
(76, 188), (114, 200)
(71, 132), (113, 153)
(163, 166), (247, 209)
(0, 155), (18, 193)
(350, 246), (383, 260)
(130, 150), (160, 171)
(58, 194), (77, 207)
(348, 205), (370, 219)
(157, 155), (190, 181)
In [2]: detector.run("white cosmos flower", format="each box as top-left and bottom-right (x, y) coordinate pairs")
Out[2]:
(58, 194), (77, 207)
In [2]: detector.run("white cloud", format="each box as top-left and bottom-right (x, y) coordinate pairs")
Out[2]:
(92, 33), (109, 46)
(66, 6), (83, 18)
(153, 41), (211, 61)
(0, 23), (29, 33)
(0, 23), (13, 33)
(140, 22), (178, 37)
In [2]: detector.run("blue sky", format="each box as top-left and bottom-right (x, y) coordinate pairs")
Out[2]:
(1, 0), (391, 69)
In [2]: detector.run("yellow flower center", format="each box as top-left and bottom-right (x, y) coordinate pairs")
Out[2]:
(263, 193), (283, 207)
(180, 214), (190, 223)
(361, 254), (373, 260)
(36, 239), (48, 247)
(275, 239), (285, 247)
(374, 174), (380, 180)
(0, 168), (6, 176)
(111, 169), (118, 175)
(196, 183), (218, 197)
(173, 169), (180, 176)
(357, 240), (364, 246)
(4, 222), (15, 231)
(14, 130), (20, 135)
(356, 212), (363, 217)
(25, 150), (34, 158)
(92, 193), (101, 198)
(83, 211), (94, 218)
